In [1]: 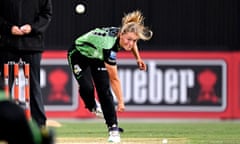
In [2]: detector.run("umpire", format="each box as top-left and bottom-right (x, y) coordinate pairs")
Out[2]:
(0, 0), (52, 127)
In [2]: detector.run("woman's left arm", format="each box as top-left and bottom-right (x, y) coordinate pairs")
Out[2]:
(131, 43), (147, 71)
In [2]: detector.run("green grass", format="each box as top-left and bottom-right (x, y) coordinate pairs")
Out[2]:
(54, 119), (240, 144)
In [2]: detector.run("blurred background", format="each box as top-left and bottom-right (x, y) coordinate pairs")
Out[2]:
(45, 0), (239, 51)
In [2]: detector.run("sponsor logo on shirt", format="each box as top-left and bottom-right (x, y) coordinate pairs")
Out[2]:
(109, 51), (116, 60)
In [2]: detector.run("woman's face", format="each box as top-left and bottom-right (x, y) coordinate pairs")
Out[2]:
(119, 32), (139, 51)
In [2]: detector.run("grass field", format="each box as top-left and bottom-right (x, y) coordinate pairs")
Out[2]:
(53, 119), (240, 144)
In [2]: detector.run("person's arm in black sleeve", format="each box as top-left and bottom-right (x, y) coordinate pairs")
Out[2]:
(103, 49), (125, 112)
(0, 16), (13, 35)
(30, 0), (53, 34)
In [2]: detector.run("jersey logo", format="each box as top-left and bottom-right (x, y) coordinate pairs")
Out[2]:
(109, 51), (116, 60)
(74, 64), (82, 75)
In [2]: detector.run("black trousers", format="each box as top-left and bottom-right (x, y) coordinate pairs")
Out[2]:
(68, 48), (118, 127)
(0, 51), (46, 126)
(0, 100), (35, 144)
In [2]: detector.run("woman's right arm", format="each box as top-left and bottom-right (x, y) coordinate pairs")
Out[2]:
(104, 62), (125, 112)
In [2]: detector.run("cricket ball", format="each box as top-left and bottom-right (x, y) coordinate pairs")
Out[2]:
(75, 4), (85, 14)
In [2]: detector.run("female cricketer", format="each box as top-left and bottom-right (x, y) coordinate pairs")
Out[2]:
(67, 10), (152, 143)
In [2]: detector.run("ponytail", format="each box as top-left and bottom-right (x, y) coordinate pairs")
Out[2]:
(120, 10), (153, 41)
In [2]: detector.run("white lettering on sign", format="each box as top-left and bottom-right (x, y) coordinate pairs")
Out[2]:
(118, 61), (194, 105)
(133, 70), (147, 104)
(40, 68), (47, 87)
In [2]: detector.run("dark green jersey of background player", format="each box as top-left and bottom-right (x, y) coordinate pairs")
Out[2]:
(75, 27), (121, 65)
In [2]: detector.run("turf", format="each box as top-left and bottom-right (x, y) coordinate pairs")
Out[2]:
(54, 119), (240, 144)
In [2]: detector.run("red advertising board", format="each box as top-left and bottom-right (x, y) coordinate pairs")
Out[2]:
(232, 52), (240, 118)
(42, 51), (238, 119)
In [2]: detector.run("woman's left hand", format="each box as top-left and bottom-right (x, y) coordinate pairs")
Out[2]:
(137, 59), (147, 71)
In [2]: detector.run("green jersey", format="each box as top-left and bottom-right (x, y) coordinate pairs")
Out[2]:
(75, 27), (120, 61)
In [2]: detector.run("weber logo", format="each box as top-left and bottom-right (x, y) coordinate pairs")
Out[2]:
(117, 59), (227, 112)
(40, 59), (78, 111)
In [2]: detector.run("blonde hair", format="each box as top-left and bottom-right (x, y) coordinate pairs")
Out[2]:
(120, 10), (153, 40)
